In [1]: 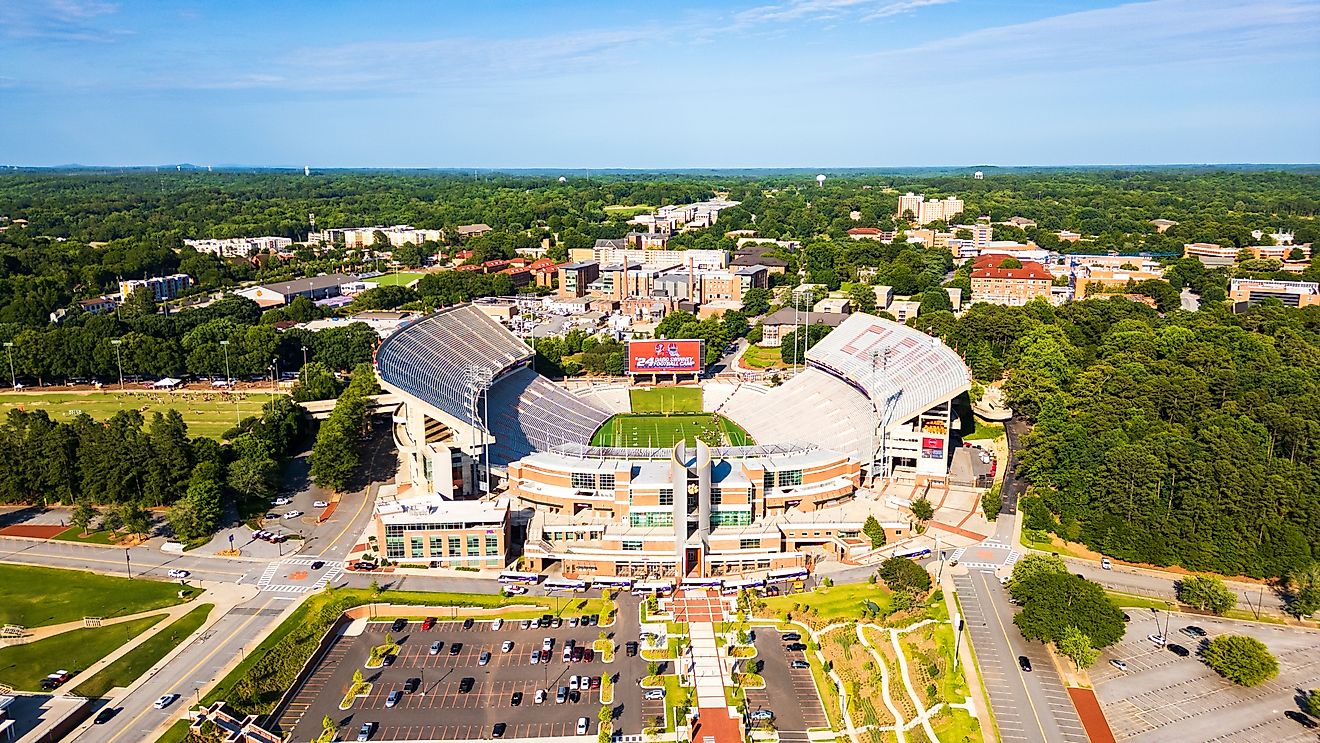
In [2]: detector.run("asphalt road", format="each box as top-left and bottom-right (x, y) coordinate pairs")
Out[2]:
(1064, 557), (1288, 615)
(954, 569), (1087, 743)
(73, 593), (290, 743)
(0, 536), (253, 583)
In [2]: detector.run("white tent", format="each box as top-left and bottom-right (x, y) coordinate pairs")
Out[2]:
(152, 377), (182, 389)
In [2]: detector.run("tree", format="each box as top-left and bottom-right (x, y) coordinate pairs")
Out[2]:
(1177, 575), (1237, 615)
(599, 704), (612, 723)
(1308, 689), (1320, 717)
(1011, 572), (1126, 648)
(741, 287), (771, 316)
(71, 500), (97, 534)
(981, 486), (1001, 521)
(863, 515), (887, 548)
(998, 257), (1023, 269)
(879, 557), (932, 594)
(646, 660), (659, 678)
(1057, 625), (1099, 670)
(919, 287), (952, 315)
(169, 462), (222, 541)
(292, 362), (341, 402)
(849, 284), (877, 313)
(121, 286), (158, 320)
(910, 496), (934, 523)
(1202, 635), (1278, 687)
(1010, 553), (1068, 585)
(118, 501), (153, 540)
(1287, 563), (1320, 618)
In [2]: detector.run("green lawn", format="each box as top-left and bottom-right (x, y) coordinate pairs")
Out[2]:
(591, 413), (753, 447)
(739, 344), (788, 369)
(52, 526), (120, 544)
(963, 420), (1005, 440)
(1106, 591), (1175, 611)
(0, 392), (277, 439)
(74, 604), (214, 698)
(762, 581), (892, 624)
(363, 271), (426, 287)
(0, 564), (194, 629)
(603, 204), (655, 218)
(629, 387), (704, 413)
(0, 614), (165, 690)
(155, 719), (191, 743)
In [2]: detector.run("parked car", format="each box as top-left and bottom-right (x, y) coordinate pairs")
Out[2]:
(404, 677), (419, 693)
(530, 649), (540, 664)
(1179, 625), (1207, 638)
(1166, 643), (1190, 657)
(569, 616), (580, 627)
(520, 619), (532, 629)
(381, 654), (395, 667)
(313, 500), (329, 508)
(479, 651), (491, 666)
(421, 617), (436, 631)
(1109, 659), (1128, 671)
(1147, 634), (1166, 647)
(791, 660), (810, 669)
(556, 686), (568, 704)
(553, 617), (563, 628)
(502, 640), (514, 653)
(785, 642), (807, 652)
(282, 510), (302, 519)
(535, 688), (547, 704)
(781, 632), (801, 641)
(431, 641), (443, 655)
(645, 689), (665, 700)
(540, 649), (551, 663)
(353, 560), (377, 571)
(572, 646), (584, 662)
(492, 618), (504, 631)
(577, 717), (590, 735)
(542, 637), (554, 651)
(504, 585), (528, 595)
(391, 618), (407, 632)
(1101, 558), (1112, 570)
(385, 690), (402, 708)
(459, 677), (475, 693)
(625, 641), (638, 657)
(569, 675), (580, 690)
(357, 722), (375, 741)
(584, 648), (594, 662)
(589, 676), (600, 690)
(153, 694), (177, 709)
(167, 569), (190, 578)
(463, 618), (475, 630)
(273, 497), (291, 506)
(750, 710), (775, 721)
(1018, 656), (1032, 672)
(492, 722), (507, 738)
(449, 643), (462, 656)
(93, 707), (118, 724)
(511, 691), (523, 706)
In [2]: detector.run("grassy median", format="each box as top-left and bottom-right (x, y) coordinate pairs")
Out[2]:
(74, 604), (214, 698)
(0, 614), (165, 690)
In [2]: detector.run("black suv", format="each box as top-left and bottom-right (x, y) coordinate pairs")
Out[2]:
(391, 618), (407, 632)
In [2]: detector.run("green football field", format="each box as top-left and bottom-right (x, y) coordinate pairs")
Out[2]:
(628, 386), (704, 413)
(0, 391), (277, 439)
(591, 413), (754, 448)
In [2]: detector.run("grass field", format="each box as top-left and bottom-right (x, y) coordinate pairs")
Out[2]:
(603, 204), (654, 218)
(762, 581), (893, 624)
(363, 271), (426, 287)
(591, 413), (753, 447)
(0, 614), (165, 690)
(964, 420), (1005, 440)
(629, 387), (703, 413)
(53, 526), (120, 544)
(0, 564), (194, 629)
(0, 391), (276, 439)
(74, 604), (214, 697)
(739, 344), (788, 369)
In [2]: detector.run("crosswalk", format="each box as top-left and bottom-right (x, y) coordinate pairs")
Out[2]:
(256, 558), (342, 593)
(949, 542), (1021, 571)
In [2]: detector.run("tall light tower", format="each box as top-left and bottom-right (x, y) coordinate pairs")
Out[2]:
(111, 339), (124, 390)
(3, 342), (14, 389)
(866, 347), (893, 487)
(465, 364), (494, 495)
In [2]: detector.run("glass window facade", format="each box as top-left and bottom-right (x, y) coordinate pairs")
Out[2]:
(739, 538), (759, 549)
(466, 535), (479, 555)
(599, 473), (615, 490)
(410, 537), (423, 555)
(629, 512), (675, 528)
(711, 509), (752, 527)
(659, 488), (673, 505)
(571, 472), (596, 489)
(485, 535), (499, 555)
(386, 538), (404, 558)
(448, 536), (461, 555)
(778, 470), (803, 487)
(622, 540), (643, 551)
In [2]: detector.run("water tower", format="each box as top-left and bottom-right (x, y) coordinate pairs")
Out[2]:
(816, 174), (826, 187)
(558, 176), (567, 183)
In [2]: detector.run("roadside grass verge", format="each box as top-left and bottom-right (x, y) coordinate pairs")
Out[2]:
(0, 615), (165, 690)
(74, 604), (214, 698)
(0, 564), (192, 628)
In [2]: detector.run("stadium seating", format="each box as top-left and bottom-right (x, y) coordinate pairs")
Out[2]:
(376, 304), (534, 427)
(485, 367), (612, 466)
(721, 370), (875, 457)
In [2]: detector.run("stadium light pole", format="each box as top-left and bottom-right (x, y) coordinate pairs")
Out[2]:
(111, 339), (124, 390)
(3, 342), (14, 389)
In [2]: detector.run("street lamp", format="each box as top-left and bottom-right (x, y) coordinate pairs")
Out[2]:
(110, 339), (124, 390)
(301, 345), (308, 368)
(3, 342), (14, 389)
(270, 357), (279, 392)
(220, 340), (237, 424)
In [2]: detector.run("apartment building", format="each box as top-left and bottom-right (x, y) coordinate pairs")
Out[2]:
(118, 273), (194, 302)
(308, 225), (444, 249)
(896, 193), (964, 225)
(184, 236), (292, 257)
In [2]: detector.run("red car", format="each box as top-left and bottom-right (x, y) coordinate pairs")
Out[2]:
(583, 648), (594, 663)
(421, 617), (437, 631)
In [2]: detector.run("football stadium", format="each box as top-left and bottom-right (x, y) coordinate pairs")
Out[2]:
(374, 303), (971, 579)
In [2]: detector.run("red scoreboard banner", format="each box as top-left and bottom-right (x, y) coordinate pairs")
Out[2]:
(628, 340), (704, 374)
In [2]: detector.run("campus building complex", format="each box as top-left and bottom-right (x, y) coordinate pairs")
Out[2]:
(374, 303), (970, 579)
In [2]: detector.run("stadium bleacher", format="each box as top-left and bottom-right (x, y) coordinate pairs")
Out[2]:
(721, 370), (874, 458)
(484, 367), (612, 466)
(376, 304), (533, 427)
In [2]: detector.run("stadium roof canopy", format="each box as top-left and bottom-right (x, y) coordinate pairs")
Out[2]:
(806, 312), (971, 426)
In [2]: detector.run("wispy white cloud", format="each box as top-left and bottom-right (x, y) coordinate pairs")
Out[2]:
(734, 0), (952, 26)
(0, 0), (129, 41)
(860, 0), (1320, 77)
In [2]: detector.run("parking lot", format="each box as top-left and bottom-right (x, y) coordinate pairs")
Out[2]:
(1092, 609), (1320, 743)
(747, 629), (828, 739)
(280, 610), (649, 741)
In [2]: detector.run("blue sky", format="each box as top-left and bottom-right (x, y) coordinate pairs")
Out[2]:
(1, 0), (1318, 167)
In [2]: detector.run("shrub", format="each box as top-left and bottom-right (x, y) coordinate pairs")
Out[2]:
(1202, 635), (1278, 687)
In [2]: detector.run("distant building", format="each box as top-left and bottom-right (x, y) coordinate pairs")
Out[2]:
(973, 171), (984, 180)
(1182, 242), (1291, 267)
(308, 225), (443, 248)
(1251, 229), (1294, 245)
(813, 297), (851, 314)
(557, 261), (600, 298)
(1228, 279), (1319, 307)
(456, 223), (493, 239)
(1073, 264), (1165, 298)
(185, 236), (292, 257)
(79, 296), (119, 314)
(847, 227), (885, 240)
(758, 307), (850, 347)
(1149, 218), (1178, 233)
(888, 300), (921, 322)
(234, 273), (356, 308)
(374, 497), (511, 567)
(896, 192), (964, 225)
(190, 701), (281, 743)
(119, 274), (193, 302)
(970, 256), (1053, 306)
(1056, 230), (1082, 242)
(1005, 216), (1037, 229)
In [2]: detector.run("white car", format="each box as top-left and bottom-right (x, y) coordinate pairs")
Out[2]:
(569, 675), (580, 690)
(1109, 659), (1129, 671)
(535, 688), (547, 704)
(1148, 634), (1166, 646)
(430, 641), (442, 655)
(313, 500), (329, 508)
(530, 649), (540, 665)
(1101, 558), (1112, 570)
(492, 618), (503, 631)
(501, 640), (514, 653)
(644, 689), (665, 700)
(272, 497), (292, 506)
(479, 651), (491, 666)
(576, 717), (589, 735)
(153, 694), (177, 709)
(504, 585), (528, 595)
(542, 638), (553, 652)
(167, 569), (190, 579)
(282, 511), (302, 519)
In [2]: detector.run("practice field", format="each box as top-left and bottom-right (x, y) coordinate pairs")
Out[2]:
(628, 386), (703, 413)
(0, 391), (276, 439)
(0, 564), (194, 629)
(591, 413), (753, 447)
(0, 614), (165, 691)
(363, 271), (426, 287)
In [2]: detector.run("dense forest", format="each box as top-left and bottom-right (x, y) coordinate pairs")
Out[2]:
(915, 298), (1320, 581)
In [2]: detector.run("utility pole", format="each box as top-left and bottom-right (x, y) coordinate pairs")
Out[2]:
(301, 345), (309, 368)
(271, 357), (279, 392)
(125, 549), (132, 579)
